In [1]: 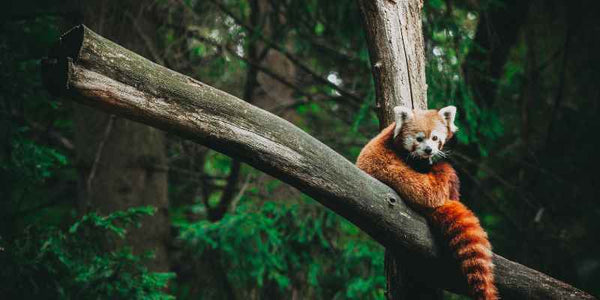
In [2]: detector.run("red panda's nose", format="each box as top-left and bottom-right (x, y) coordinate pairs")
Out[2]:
(424, 146), (432, 154)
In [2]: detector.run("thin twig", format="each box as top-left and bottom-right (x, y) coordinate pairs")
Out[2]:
(229, 173), (251, 213)
(451, 159), (523, 230)
(191, 33), (320, 105)
(452, 152), (538, 209)
(207, 0), (363, 106)
(86, 114), (116, 206)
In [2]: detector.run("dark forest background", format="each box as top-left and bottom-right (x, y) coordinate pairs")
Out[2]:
(1, 0), (599, 299)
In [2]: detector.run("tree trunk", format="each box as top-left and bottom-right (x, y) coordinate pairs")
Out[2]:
(41, 25), (596, 300)
(358, 0), (441, 298)
(72, 1), (169, 272)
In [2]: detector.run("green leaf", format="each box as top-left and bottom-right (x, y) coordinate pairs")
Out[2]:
(315, 22), (325, 35)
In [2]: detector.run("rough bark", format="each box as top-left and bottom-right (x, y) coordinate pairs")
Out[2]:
(357, 1), (439, 299)
(41, 25), (596, 300)
(358, 0), (428, 127)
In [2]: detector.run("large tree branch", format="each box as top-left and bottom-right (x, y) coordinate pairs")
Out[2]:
(41, 25), (595, 300)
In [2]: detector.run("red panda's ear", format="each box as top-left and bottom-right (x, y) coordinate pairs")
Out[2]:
(393, 106), (413, 138)
(439, 106), (458, 133)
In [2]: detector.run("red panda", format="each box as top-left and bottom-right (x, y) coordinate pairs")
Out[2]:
(356, 106), (498, 300)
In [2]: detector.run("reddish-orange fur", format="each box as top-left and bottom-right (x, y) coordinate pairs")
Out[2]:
(357, 123), (498, 300)
(357, 124), (459, 208)
(431, 201), (497, 300)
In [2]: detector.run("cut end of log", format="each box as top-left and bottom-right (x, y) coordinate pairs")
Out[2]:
(41, 25), (86, 96)
(51, 24), (85, 61)
(41, 57), (71, 96)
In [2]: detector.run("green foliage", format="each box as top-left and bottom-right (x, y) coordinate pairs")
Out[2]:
(5, 135), (68, 183)
(0, 14), (76, 239)
(0, 207), (175, 300)
(351, 85), (376, 133)
(424, 1), (504, 153)
(177, 196), (385, 299)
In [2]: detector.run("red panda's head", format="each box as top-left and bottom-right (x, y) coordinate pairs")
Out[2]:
(392, 105), (458, 161)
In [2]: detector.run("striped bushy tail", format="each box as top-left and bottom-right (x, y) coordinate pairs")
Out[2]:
(430, 200), (498, 300)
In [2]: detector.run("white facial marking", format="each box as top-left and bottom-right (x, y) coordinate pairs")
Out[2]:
(431, 129), (447, 145)
(397, 106), (458, 160)
(393, 106), (414, 138)
(408, 128), (449, 159)
(438, 106), (458, 132)
(403, 135), (414, 151)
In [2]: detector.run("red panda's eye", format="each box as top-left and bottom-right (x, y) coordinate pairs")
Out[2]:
(432, 136), (438, 141)
(416, 137), (424, 142)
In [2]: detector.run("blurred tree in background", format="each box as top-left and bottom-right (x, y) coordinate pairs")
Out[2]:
(1, 0), (598, 299)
